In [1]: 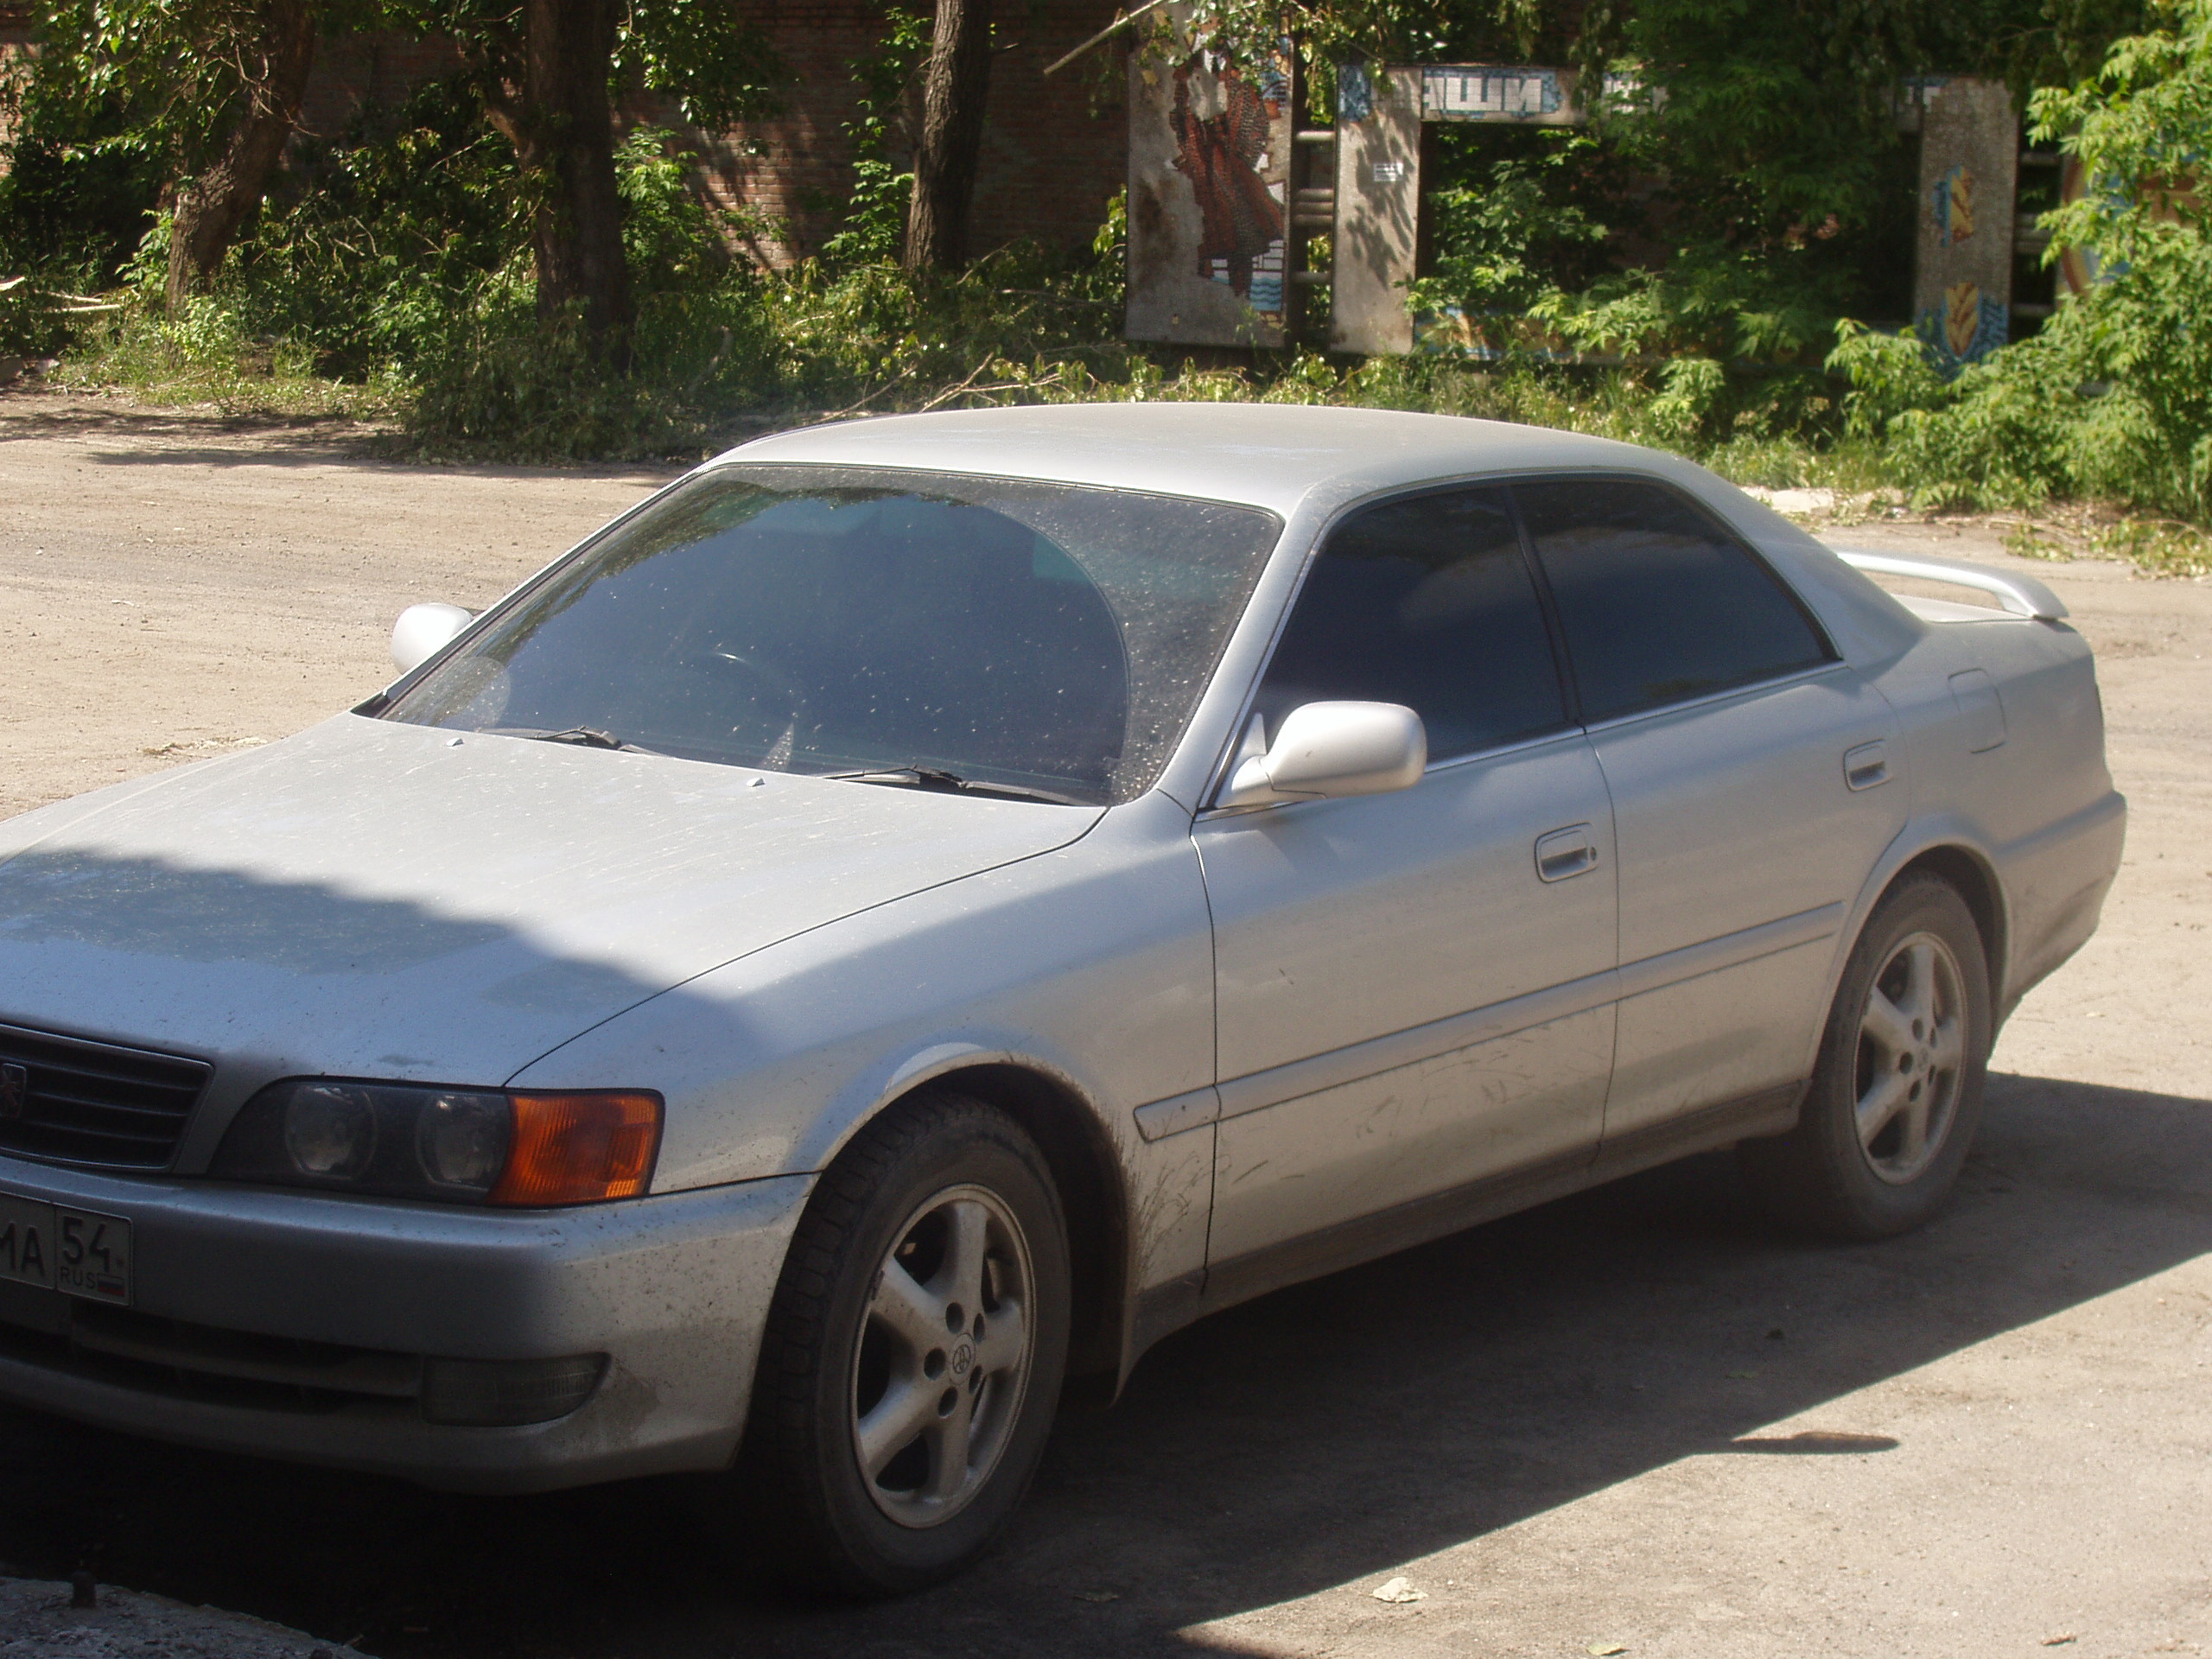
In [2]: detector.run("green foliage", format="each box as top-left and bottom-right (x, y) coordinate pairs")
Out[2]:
(1406, 132), (1609, 322)
(0, 276), (71, 357)
(13, 0), (287, 173)
(38, 113), (1868, 479)
(1829, 0), (2212, 520)
(1991, 0), (2152, 89)
(817, 4), (931, 268)
(1827, 321), (1948, 438)
(1402, 0), (1940, 427)
(1578, 0), (1934, 236)
(1196, 0), (1561, 87)
(0, 3), (197, 281)
(1534, 242), (1864, 363)
(613, 0), (783, 130)
(222, 76), (524, 375)
(401, 124), (772, 457)
(55, 289), (406, 414)
(0, 128), (161, 284)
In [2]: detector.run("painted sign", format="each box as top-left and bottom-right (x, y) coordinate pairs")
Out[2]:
(1421, 66), (1569, 124)
(1125, 5), (1293, 347)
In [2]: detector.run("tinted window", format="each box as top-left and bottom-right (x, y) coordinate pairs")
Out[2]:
(1253, 488), (1568, 761)
(384, 467), (1281, 805)
(1516, 479), (1830, 721)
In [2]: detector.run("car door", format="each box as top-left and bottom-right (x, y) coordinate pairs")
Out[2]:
(1194, 486), (1619, 1276)
(1513, 476), (1907, 1148)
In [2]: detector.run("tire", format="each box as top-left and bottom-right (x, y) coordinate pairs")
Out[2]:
(1738, 873), (1993, 1240)
(734, 1092), (1071, 1596)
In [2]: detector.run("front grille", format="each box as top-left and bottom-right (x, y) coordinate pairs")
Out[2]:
(0, 1021), (210, 1171)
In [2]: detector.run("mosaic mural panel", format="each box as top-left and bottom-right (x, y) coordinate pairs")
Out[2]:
(1126, 7), (1294, 347)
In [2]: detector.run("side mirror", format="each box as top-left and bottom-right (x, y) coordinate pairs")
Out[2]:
(1217, 701), (1427, 809)
(390, 602), (474, 675)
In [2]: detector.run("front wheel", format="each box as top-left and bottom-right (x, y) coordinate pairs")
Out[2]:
(1739, 873), (1993, 1240)
(734, 1093), (1071, 1595)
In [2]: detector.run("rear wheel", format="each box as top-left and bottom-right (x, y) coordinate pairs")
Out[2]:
(735, 1093), (1070, 1595)
(1739, 874), (1993, 1239)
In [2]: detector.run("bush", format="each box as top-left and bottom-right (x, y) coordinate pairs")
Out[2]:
(1833, 0), (2212, 520)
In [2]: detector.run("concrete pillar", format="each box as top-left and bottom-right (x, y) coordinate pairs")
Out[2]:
(1913, 76), (2018, 372)
(1329, 62), (1422, 354)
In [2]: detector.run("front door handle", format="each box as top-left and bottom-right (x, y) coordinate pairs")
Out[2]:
(1535, 823), (1599, 882)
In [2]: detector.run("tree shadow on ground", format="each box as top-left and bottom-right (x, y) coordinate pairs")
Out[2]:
(1, 391), (678, 483)
(0, 1068), (2202, 1659)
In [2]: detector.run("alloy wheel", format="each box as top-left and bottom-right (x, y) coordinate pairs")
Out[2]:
(1853, 930), (1968, 1185)
(850, 1183), (1035, 1528)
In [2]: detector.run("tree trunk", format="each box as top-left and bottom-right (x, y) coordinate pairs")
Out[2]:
(522, 0), (634, 362)
(164, 0), (316, 314)
(904, 0), (994, 270)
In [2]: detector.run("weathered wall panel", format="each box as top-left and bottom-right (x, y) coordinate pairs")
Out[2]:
(1125, 12), (1294, 346)
(1329, 63), (1422, 355)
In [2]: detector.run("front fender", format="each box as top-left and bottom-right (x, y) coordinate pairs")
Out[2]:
(507, 790), (1221, 1309)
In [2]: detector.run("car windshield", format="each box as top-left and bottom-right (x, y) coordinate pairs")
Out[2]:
(380, 465), (1283, 804)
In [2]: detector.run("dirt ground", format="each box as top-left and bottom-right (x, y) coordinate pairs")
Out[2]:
(0, 389), (2208, 1659)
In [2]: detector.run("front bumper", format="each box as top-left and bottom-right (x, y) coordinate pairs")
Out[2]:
(0, 1156), (811, 1493)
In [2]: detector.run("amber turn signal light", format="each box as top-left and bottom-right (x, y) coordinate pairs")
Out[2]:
(490, 1092), (663, 1206)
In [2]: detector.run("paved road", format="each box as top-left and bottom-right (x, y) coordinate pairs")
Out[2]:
(1, 395), (2207, 1659)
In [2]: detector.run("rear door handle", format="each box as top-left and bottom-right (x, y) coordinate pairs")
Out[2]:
(1535, 823), (1599, 882)
(1843, 740), (1891, 791)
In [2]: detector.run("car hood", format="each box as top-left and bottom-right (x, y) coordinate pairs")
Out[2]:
(0, 715), (1100, 1084)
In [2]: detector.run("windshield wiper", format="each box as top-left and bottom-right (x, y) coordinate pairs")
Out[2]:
(826, 766), (1084, 806)
(481, 725), (664, 755)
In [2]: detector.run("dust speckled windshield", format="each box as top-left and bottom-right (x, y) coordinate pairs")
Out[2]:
(383, 467), (1282, 805)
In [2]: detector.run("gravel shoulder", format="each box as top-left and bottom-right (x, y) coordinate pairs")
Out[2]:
(0, 1575), (371, 1659)
(1, 391), (2208, 1659)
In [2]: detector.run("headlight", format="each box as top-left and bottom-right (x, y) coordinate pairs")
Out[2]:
(211, 1081), (662, 1206)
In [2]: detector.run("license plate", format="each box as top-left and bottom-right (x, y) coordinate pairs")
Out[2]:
(0, 1191), (132, 1305)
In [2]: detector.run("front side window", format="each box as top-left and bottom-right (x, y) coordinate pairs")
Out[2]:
(383, 467), (1282, 805)
(1252, 487), (1569, 762)
(1516, 478), (1833, 723)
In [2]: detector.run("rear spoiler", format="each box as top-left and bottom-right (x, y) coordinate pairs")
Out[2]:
(1828, 548), (2069, 621)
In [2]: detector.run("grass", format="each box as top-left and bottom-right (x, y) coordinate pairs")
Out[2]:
(49, 301), (410, 422)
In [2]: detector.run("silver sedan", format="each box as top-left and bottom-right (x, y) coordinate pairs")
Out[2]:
(0, 405), (2123, 1591)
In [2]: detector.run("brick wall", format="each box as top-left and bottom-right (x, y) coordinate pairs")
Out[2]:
(299, 34), (470, 143)
(0, 4), (32, 167)
(675, 0), (1129, 262)
(0, 0), (1130, 261)
(295, 0), (1128, 266)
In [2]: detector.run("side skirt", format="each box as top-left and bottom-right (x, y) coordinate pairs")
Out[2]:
(1116, 1082), (1803, 1385)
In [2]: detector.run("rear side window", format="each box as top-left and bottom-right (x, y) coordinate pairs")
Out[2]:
(1254, 487), (1569, 761)
(1516, 479), (1832, 722)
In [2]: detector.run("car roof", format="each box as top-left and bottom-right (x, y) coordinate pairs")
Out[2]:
(710, 403), (1676, 518)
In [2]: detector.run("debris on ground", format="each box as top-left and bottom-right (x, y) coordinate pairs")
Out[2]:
(0, 1576), (368, 1659)
(1370, 1576), (1427, 1604)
